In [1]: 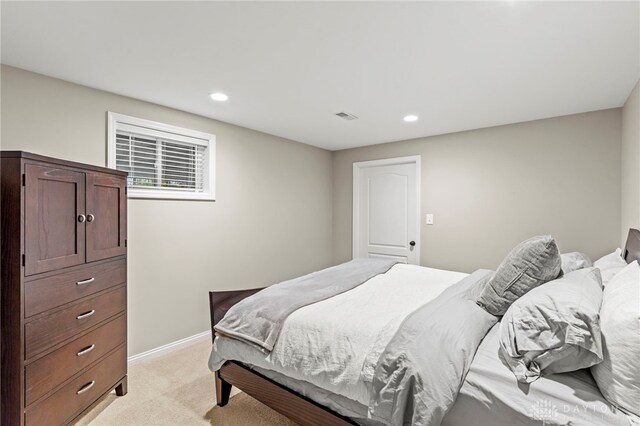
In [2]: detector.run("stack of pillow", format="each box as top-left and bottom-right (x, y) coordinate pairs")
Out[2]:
(476, 236), (639, 419)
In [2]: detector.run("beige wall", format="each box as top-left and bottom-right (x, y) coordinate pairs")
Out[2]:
(0, 65), (334, 356)
(333, 109), (622, 272)
(621, 79), (640, 244)
(1, 64), (629, 355)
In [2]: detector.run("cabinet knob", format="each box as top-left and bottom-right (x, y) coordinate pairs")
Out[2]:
(87, 214), (95, 222)
(76, 277), (95, 286)
(78, 214), (86, 223)
(409, 241), (416, 247)
(76, 381), (95, 395)
(76, 309), (95, 320)
(76, 344), (96, 357)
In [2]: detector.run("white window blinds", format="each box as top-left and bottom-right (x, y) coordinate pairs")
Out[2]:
(108, 113), (215, 200)
(115, 131), (205, 192)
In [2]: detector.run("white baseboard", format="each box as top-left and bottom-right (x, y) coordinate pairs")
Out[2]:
(128, 330), (211, 366)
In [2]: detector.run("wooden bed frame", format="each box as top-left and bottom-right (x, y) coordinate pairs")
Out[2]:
(209, 228), (640, 425)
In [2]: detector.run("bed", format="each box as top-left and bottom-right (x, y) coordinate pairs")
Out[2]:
(208, 229), (640, 426)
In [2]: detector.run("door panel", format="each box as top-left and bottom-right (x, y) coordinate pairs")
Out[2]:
(355, 160), (419, 264)
(368, 173), (408, 247)
(25, 164), (86, 275)
(86, 172), (126, 262)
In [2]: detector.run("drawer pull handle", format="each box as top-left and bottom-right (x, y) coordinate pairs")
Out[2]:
(76, 344), (96, 356)
(76, 310), (95, 320)
(76, 380), (95, 395)
(76, 277), (95, 286)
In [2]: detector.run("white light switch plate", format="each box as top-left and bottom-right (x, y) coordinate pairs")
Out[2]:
(426, 214), (434, 225)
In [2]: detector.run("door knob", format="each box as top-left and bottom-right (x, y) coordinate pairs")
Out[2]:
(409, 241), (416, 247)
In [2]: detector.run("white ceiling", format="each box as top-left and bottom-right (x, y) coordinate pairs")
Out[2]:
(2, 1), (639, 151)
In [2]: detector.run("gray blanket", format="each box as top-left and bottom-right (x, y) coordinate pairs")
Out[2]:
(214, 258), (398, 351)
(368, 269), (498, 426)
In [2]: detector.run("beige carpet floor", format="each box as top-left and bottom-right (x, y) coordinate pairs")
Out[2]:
(74, 339), (295, 426)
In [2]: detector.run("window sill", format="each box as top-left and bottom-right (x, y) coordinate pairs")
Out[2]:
(127, 190), (215, 201)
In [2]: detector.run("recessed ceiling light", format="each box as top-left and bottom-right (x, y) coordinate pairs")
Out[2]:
(210, 92), (229, 102)
(403, 115), (419, 122)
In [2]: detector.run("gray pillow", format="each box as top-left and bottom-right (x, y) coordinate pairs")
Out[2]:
(477, 235), (561, 316)
(499, 267), (604, 383)
(561, 252), (593, 274)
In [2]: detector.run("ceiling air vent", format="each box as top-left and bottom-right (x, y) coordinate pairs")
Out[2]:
(335, 112), (358, 121)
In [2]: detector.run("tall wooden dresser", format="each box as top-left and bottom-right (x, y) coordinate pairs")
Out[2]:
(1, 151), (128, 426)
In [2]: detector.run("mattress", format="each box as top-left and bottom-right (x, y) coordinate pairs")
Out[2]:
(251, 366), (377, 425)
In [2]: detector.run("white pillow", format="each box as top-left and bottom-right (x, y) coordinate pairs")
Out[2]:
(591, 261), (640, 417)
(594, 248), (627, 285)
(561, 252), (593, 274)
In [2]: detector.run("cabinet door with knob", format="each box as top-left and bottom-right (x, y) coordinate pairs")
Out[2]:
(24, 164), (86, 275)
(86, 171), (127, 262)
(24, 167), (126, 273)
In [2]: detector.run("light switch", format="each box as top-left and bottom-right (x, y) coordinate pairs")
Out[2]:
(426, 214), (434, 225)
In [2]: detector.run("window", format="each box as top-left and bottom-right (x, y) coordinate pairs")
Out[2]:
(108, 112), (215, 200)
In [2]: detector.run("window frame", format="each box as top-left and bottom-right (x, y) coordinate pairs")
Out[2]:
(107, 112), (216, 201)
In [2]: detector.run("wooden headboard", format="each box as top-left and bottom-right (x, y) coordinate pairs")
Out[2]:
(623, 228), (640, 264)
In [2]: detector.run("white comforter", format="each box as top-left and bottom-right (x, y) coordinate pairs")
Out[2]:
(210, 264), (468, 405)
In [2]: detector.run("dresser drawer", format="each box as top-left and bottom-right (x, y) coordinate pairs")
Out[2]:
(25, 345), (126, 426)
(25, 314), (126, 405)
(25, 286), (126, 359)
(25, 258), (126, 318)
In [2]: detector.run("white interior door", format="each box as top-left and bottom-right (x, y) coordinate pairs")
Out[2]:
(353, 156), (420, 264)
